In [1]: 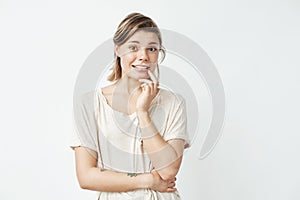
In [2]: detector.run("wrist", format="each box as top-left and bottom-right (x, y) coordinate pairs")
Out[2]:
(139, 173), (153, 189)
(137, 111), (151, 128)
(140, 121), (159, 139)
(136, 110), (149, 116)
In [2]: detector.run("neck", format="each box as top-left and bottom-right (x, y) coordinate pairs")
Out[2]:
(116, 75), (141, 95)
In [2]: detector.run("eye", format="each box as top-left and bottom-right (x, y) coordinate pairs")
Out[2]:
(147, 47), (157, 52)
(129, 45), (138, 51)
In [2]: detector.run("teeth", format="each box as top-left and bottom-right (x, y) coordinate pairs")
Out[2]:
(134, 65), (149, 69)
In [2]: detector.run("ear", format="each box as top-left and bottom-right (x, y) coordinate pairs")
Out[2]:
(114, 45), (120, 57)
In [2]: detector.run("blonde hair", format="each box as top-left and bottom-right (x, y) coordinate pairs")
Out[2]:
(107, 12), (165, 81)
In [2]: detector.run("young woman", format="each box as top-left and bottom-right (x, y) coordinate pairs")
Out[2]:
(71, 12), (190, 199)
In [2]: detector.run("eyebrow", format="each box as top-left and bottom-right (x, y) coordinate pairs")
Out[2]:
(128, 41), (159, 45)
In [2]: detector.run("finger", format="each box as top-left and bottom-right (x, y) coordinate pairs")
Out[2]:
(167, 177), (176, 182)
(149, 82), (154, 95)
(166, 187), (177, 193)
(148, 71), (159, 93)
(148, 70), (158, 84)
(143, 84), (151, 94)
(148, 73), (159, 93)
(139, 79), (152, 84)
(140, 83), (147, 89)
(168, 182), (176, 188)
(139, 78), (157, 91)
(139, 79), (155, 95)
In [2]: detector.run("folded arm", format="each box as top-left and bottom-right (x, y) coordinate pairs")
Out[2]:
(74, 146), (176, 192)
(137, 111), (185, 181)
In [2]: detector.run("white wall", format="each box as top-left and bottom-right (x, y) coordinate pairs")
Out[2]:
(0, 0), (299, 199)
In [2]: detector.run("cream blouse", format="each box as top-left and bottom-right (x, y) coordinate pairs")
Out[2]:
(71, 88), (190, 200)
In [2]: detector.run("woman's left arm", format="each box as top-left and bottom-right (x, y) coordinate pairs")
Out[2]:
(137, 70), (186, 181)
(137, 110), (185, 181)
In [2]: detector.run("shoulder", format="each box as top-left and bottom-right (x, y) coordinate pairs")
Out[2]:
(78, 84), (115, 102)
(157, 88), (185, 106)
(101, 84), (115, 97)
(75, 90), (97, 105)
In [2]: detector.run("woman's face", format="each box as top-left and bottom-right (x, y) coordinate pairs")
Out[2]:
(116, 30), (160, 80)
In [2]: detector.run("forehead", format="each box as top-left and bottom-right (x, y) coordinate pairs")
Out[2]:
(126, 30), (159, 45)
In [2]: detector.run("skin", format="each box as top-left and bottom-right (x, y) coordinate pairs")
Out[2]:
(74, 30), (185, 193)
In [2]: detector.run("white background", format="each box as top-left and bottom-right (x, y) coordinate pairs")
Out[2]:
(1, 0), (300, 199)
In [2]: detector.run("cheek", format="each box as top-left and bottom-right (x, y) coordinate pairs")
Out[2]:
(120, 54), (136, 68)
(150, 53), (159, 63)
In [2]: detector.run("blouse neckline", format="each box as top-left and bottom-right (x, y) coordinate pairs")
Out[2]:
(97, 87), (161, 117)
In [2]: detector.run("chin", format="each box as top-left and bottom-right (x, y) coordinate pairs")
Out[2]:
(132, 75), (149, 81)
(126, 70), (149, 80)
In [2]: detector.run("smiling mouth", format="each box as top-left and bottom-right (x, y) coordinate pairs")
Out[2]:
(132, 65), (150, 70)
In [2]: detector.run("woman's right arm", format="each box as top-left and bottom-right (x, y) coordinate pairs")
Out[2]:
(74, 146), (176, 193)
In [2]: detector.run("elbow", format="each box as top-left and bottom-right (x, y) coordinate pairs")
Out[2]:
(78, 178), (89, 190)
(79, 181), (89, 190)
(158, 167), (179, 180)
(156, 157), (182, 180)
(77, 174), (91, 190)
(160, 174), (176, 181)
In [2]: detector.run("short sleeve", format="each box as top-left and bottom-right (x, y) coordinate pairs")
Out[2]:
(163, 95), (190, 149)
(70, 91), (99, 153)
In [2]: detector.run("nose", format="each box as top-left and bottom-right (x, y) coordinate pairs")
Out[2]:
(137, 48), (149, 61)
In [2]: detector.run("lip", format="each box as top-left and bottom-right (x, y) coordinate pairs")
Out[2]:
(132, 65), (150, 72)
